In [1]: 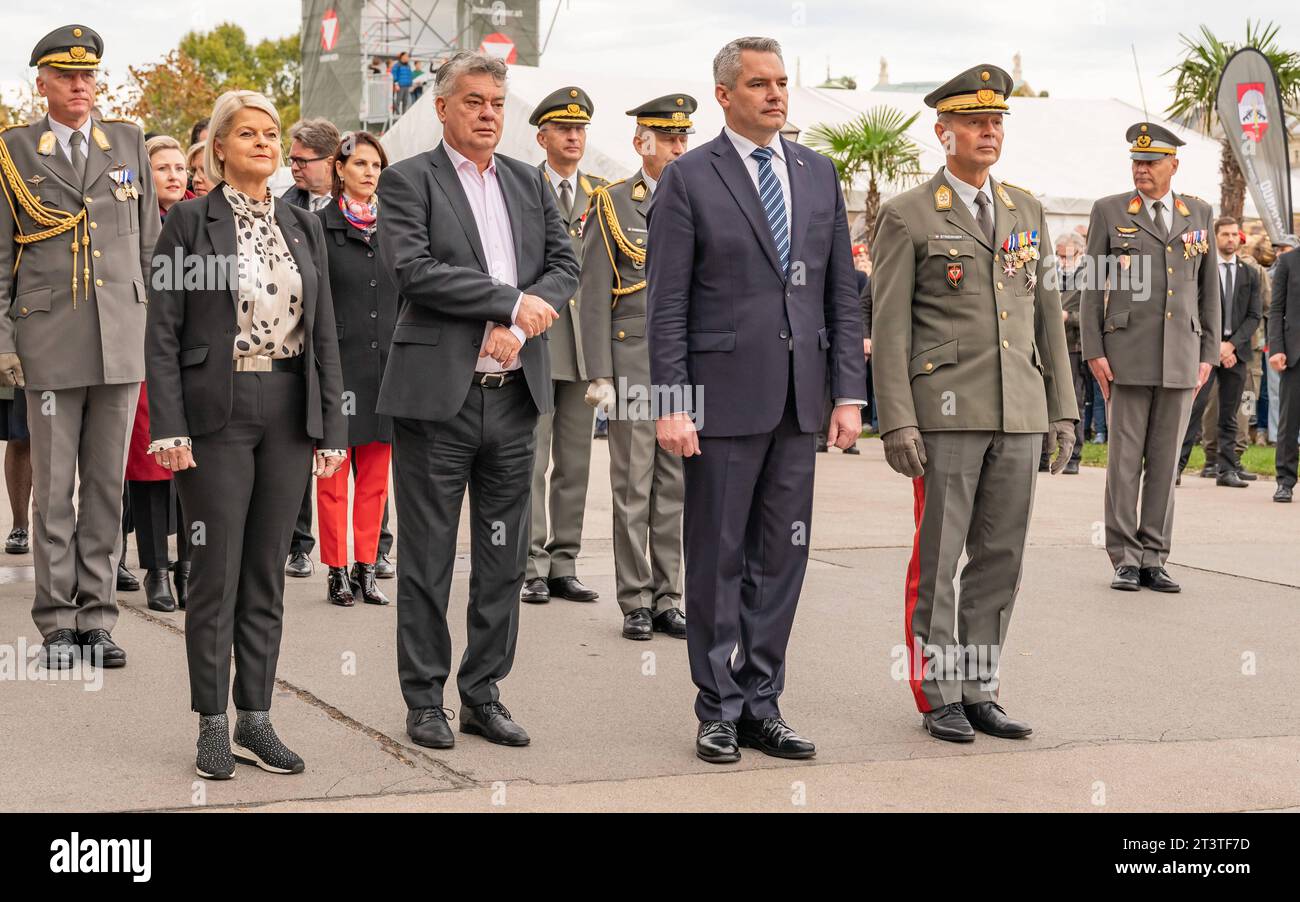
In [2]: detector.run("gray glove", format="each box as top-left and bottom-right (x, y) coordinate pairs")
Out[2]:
(1046, 419), (1076, 475)
(882, 426), (927, 478)
(0, 353), (24, 388)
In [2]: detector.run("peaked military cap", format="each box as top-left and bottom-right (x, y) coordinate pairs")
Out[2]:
(924, 64), (1012, 114)
(29, 24), (102, 71)
(530, 86), (594, 127)
(1126, 122), (1185, 160)
(626, 94), (697, 134)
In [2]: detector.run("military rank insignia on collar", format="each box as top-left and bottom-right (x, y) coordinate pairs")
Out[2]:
(1180, 229), (1209, 260)
(995, 183), (1015, 210)
(934, 184), (953, 211)
(1174, 197), (1190, 217)
(37, 131), (56, 156)
(631, 181), (647, 202)
(91, 127), (110, 151)
(1127, 196), (1142, 214)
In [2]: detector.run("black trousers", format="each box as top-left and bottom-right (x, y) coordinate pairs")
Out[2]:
(290, 458), (392, 557)
(128, 479), (189, 570)
(1276, 365), (1300, 488)
(176, 373), (313, 715)
(393, 377), (536, 710)
(683, 373), (815, 722)
(1178, 359), (1247, 475)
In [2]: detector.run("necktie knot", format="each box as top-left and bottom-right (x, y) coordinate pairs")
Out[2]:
(750, 146), (774, 164)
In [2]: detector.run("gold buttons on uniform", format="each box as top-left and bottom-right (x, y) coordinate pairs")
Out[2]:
(635, 238), (644, 245)
(949, 248), (958, 256)
(20, 307), (27, 315)
(1167, 245), (1173, 252)
(569, 298), (575, 307)
(95, 279), (103, 287)
(1167, 267), (1174, 274)
(924, 362), (934, 371)
(1168, 289), (1174, 296)
(84, 196), (93, 204)
(1166, 311), (1173, 319)
(617, 330), (626, 339)
(89, 222), (97, 229)
(1002, 340), (1009, 348)
(1000, 311), (1008, 319)
(92, 250), (101, 258)
(997, 281), (1004, 290)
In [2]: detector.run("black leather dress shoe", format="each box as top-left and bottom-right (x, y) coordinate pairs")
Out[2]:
(923, 702), (975, 742)
(144, 569), (176, 612)
(4, 527), (28, 554)
(1111, 565), (1141, 591)
(520, 577), (550, 604)
(622, 607), (653, 640)
(963, 701), (1032, 738)
(42, 629), (80, 670)
(327, 566), (355, 607)
(1275, 484), (1293, 503)
(374, 554), (396, 579)
(547, 576), (599, 602)
(407, 707), (455, 749)
(738, 717), (816, 759)
(1199, 466), (1217, 478)
(460, 701), (530, 746)
(1063, 459), (1080, 475)
(1236, 469), (1258, 481)
(173, 561), (190, 610)
(1139, 566), (1180, 593)
(116, 561), (139, 592)
(1217, 470), (1249, 488)
(842, 444), (861, 455)
(78, 629), (126, 668)
(350, 562), (390, 605)
(285, 551), (313, 577)
(696, 720), (741, 763)
(652, 607), (687, 639)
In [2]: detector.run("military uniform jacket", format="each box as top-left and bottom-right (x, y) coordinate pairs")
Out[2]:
(578, 171), (652, 391)
(0, 115), (159, 390)
(1079, 190), (1219, 389)
(539, 162), (608, 382)
(871, 169), (1077, 434)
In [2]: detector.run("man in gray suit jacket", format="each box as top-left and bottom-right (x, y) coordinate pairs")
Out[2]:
(0, 25), (159, 669)
(375, 53), (578, 751)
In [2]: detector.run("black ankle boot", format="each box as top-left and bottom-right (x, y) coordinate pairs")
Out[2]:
(195, 713), (234, 780)
(144, 569), (176, 612)
(328, 566), (355, 607)
(350, 561), (389, 605)
(173, 561), (190, 610)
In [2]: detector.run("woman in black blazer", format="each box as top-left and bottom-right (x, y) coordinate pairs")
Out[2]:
(145, 90), (347, 780)
(315, 132), (398, 607)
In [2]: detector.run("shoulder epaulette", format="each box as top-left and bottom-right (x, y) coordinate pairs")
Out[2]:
(0, 122), (30, 134)
(97, 117), (139, 127)
(1000, 179), (1033, 194)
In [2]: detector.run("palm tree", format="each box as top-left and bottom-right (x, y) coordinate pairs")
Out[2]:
(1165, 20), (1300, 218)
(805, 106), (924, 240)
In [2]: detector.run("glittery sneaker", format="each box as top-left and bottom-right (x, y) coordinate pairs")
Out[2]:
(195, 713), (235, 780)
(232, 711), (305, 775)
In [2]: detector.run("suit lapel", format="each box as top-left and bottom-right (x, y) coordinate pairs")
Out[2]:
(497, 159), (526, 274)
(709, 131), (783, 279)
(84, 121), (112, 193)
(278, 201), (317, 327)
(991, 178), (1020, 262)
(935, 170), (992, 251)
(205, 188), (242, 313)
(430, 143), (488, 271)
(572, 171), (591, 227)
(785, 138), (813, 273)
(1128, 194), (1164, 242)
(1168, 192), (1191, 246)
(38, 117), (81, 192)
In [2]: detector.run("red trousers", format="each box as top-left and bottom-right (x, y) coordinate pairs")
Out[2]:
(316, 442), (392, 567)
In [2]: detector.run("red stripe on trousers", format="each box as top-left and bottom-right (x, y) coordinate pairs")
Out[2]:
(904, 475), (931, 713)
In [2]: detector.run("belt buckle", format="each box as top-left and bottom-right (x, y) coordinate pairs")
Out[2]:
(235, 357), (272, 373)
(479, 372), (507, 388)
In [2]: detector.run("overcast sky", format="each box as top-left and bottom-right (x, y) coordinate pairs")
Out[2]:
(4, 1), (1299, 116)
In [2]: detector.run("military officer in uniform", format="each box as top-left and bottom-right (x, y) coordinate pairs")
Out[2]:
(0, 25), (159, 669)
(579, 95), (695, 641)
(521, 87), (609, 605)
(1081, 122), (1218, 594)
(871, 65), (1077, 743)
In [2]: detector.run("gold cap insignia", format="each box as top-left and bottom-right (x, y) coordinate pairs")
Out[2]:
(672, 111), (685, 121)
(73, 27), (82, 37)
(980, 70), (990, 81)
(977, 89), (994, 105)
(676, 97), (684, 106)
(567, 103), (580, 114)
(70, 46), (86, 60)
(569, 89), (578, 98)
(1135, 134), (1152, 148)
(935, 184), (953, 211)
(1140, 124), (1148, 132)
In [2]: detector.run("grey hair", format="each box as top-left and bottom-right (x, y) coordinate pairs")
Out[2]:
(287, 117), (341, 156)
(713, 37), (783, 89)
(1057, 231), (1086, 253)
(435, 51), (508, 99)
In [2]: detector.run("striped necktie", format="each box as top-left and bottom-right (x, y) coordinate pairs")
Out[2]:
(750, 146), (789, 274)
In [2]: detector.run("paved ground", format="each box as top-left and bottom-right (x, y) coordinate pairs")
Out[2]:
(1, 438), (1297, 812)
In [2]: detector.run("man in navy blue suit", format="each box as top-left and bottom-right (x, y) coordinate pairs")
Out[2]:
(647, 36), (867, 764)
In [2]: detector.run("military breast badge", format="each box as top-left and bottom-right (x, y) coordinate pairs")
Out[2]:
(109, 166), (137, 201)
(946, 261), (964, 289)
(1180, 229), (1209, 261)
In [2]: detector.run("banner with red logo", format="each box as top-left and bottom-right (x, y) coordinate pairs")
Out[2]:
(1216, 48), (1293, 242)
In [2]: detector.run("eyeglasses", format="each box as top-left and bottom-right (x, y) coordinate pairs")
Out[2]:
(289, 155), (330, 169)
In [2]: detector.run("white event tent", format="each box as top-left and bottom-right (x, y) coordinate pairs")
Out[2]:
(382, 64), (1289, 239)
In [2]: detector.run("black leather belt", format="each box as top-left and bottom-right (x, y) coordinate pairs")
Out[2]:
(476, 370), (520, 388)
(234, 355), (304, 374)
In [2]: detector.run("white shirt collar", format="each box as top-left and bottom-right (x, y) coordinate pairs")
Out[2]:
(544, 162), (576, 195)
(443, 140), (497, 176)
(640, 169), (658, 195)
(47, 115), (92, 155)
(724, 125), (785, 165)
(1139, 188), (1174, 219)
(943, 168), (993, 211)
(1218, 251), (1236, 266)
